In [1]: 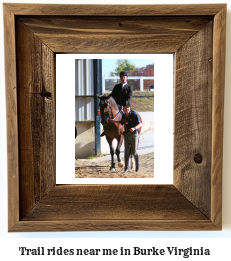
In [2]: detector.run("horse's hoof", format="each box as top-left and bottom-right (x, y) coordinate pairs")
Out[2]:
(118, 161), (124, 168)
(110, 165), (116, 171)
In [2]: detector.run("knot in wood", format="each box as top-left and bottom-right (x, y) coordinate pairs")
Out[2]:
(194, 153), (203, 164)
(40, 90), (52, 99)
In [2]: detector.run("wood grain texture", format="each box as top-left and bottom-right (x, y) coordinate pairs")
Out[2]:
(3, 4), (20, 231)
(174, 22), (213, 218)
(3, 3), (226, 16)
(22, 185), (207, 221)
(211, 5), (226, 228)
(16, 19), (56, 219)
(18, 16), (213, 53)
(4, 3), (226, 231)
(12, 185), (219, 232)
(11, 220), (218, 232)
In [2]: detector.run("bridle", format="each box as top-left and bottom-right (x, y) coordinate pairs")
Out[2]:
(102, 99), (121, 122)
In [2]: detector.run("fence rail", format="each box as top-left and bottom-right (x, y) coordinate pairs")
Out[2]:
(102, 76), (154, 92)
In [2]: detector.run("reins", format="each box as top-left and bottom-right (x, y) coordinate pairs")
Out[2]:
(110, 110), (121, 121)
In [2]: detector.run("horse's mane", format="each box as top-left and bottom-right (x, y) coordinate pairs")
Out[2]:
(108, 97), (119, 112)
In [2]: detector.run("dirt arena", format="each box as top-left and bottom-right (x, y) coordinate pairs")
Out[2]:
(75, 152), (154, 179)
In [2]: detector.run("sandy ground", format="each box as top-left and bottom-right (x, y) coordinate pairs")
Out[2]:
(75, 152), (154, 179)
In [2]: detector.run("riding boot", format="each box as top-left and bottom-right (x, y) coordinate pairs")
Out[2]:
(123, 153), (130, 173)
(135, 153), (139, 172)
(100, 131), (105, 137)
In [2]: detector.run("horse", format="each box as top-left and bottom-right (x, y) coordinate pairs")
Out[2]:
(97, 95), (142, 171)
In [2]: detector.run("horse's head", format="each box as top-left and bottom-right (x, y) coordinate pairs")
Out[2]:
(97, 95), (112, 126)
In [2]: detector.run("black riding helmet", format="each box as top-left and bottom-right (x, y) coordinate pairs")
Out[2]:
(119, 71), (128, 77)
(123, 100), (131, 107)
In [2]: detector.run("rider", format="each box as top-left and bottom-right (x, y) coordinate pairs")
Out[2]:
(100, 71), (133, 137)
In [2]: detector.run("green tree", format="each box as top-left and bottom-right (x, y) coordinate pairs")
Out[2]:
(110, 59), (136, 76)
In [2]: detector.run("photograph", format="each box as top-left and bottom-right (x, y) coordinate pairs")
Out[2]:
(56, 54), (173, 185)
(74, 58), (154, 178)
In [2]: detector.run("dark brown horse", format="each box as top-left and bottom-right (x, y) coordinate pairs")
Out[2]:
(97, 95), (142, 171)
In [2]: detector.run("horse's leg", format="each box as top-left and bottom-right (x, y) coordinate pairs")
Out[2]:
(106, 137), (115, 171)
(116, 135), (124, 168)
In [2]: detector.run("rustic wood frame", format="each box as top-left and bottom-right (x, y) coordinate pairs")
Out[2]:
(4, 4), (226, 232)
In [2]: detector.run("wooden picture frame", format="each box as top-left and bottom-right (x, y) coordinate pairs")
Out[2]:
(4, 3), (226, 231)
